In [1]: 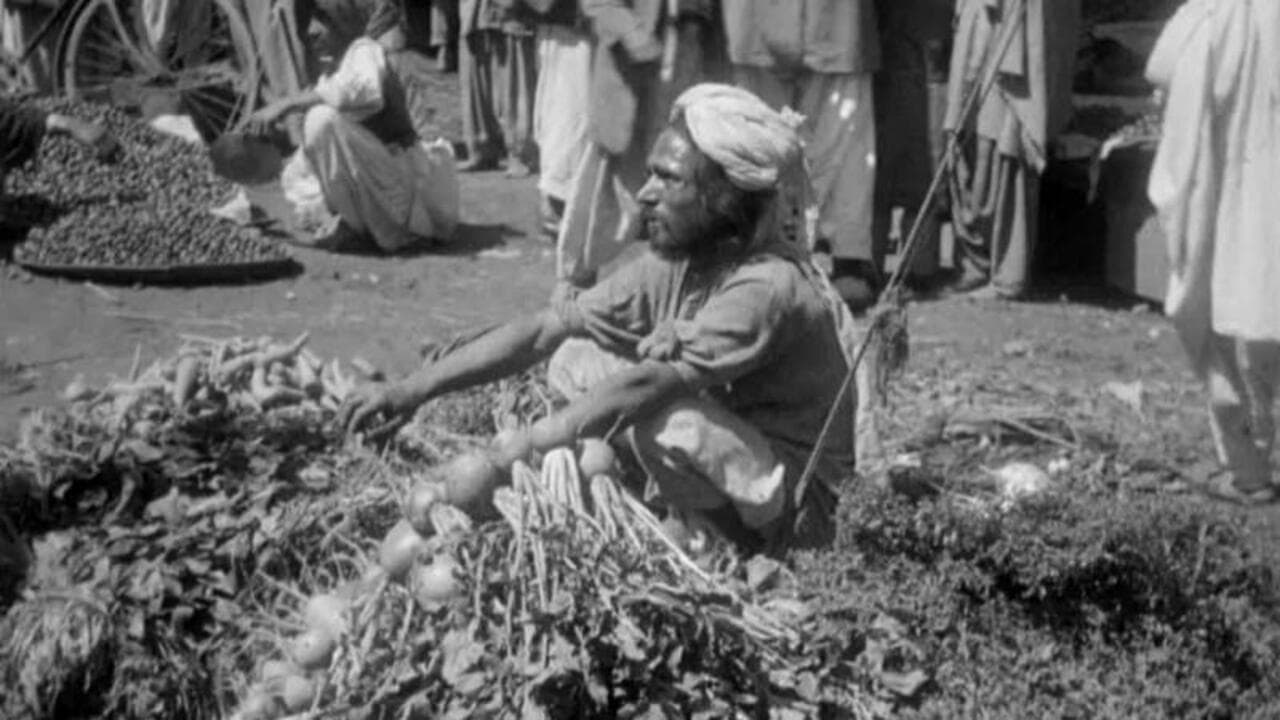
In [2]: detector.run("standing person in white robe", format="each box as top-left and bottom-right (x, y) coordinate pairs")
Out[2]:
(524, 0), (593, 241)
(231, 24), (460, 253)
(1147, 0), (1280, 503)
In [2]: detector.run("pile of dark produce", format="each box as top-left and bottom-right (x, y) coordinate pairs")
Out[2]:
(14, 204), (289, 269)
(4, 99), (289, 275)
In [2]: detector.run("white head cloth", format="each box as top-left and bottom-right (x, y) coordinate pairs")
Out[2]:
(670, 83), (818, 251)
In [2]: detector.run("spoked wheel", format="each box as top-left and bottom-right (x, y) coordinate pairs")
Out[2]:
(57, 0), (261, 139)
(0, 47), (29, 96)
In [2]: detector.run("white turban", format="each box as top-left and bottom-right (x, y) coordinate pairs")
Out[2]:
(669, 83), (817, 253)
(670, 83), (806, 192)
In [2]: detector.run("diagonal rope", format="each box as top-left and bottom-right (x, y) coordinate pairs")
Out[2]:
(792, 0), (1031, 510)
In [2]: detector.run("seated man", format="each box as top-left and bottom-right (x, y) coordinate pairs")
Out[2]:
(1, 99), (120, 200)
(222, 16), (459, 253)
(341, 84), (859, 551)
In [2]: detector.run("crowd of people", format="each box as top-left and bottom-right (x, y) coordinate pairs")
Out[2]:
(1, 0), (1087, 310)
(255, 0), (1085, 312)
(464, 0), (1082, 309)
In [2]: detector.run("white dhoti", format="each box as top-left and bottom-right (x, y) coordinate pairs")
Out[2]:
(547, 338), (790, 534)
(533, 25), (592, 202)
(300, 105), (459, 252)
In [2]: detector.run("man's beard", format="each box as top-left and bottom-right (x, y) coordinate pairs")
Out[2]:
(641, 215), (685, 259)
(640, 208), (736, 262)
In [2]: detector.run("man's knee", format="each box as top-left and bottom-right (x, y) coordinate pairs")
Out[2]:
(634, 399), (710, 454)
(632, 398), (787, 530)
(302, 105), (341, 149)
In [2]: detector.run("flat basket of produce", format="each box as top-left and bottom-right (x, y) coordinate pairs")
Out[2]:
(13, 253), (301, 286)
(6, 99), (302, 286)
(11, 257), (300, 285)
(12, 202), (301, 286)
(13, 232), (301, 285)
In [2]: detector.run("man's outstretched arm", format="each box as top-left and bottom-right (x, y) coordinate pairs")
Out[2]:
(339, 309), (573, 433)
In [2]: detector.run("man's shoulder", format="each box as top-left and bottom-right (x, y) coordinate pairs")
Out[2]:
(723, 253), (809, 294)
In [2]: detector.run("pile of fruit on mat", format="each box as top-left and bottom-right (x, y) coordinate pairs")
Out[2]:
(0, 336), (907, 720)
(6, 99), (291, 280)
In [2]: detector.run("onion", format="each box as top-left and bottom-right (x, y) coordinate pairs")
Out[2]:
(411, 555), (464, 605)
(237, 689), (279, 720)
(259, 659), (294, 683)
(490, 428), (532, 467)
(405, 480), (446, 536)
(993, 462), (1052, 501)
(303, 593), (349, 639)
(290, 628), (336, 671)
(442, 452), (505, 516)
(280, 674), (315, 713)
(378, 519), (427, 582)
(577, 438), (617, 478)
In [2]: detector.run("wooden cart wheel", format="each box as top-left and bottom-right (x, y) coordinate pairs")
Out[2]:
(56, 0), (261, 139)
(0, 47), (28, 95)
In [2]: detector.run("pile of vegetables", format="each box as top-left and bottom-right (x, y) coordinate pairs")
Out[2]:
(228, 447), (879, 720)
(13, 204), (290, 270)
(5, 99), (289, 273)
(0, 336), (911, 720)
(0, 335), (389, 720)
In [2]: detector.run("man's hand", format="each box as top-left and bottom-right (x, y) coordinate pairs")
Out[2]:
(242, 102), (291, 138)
(337, 381), (420, 436)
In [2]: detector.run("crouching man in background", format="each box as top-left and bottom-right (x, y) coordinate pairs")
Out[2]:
(214, 9), (459, 254)
(339, 84), (861, 552)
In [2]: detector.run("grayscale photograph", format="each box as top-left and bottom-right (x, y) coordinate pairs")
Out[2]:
(1, 1), (1276, 718)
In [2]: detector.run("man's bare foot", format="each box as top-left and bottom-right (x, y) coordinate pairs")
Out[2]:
(457, 152), (499, 172)
(947, 267), (988, 294)
(960, 283), (1022, 301)
(505, 156), (532, 178)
